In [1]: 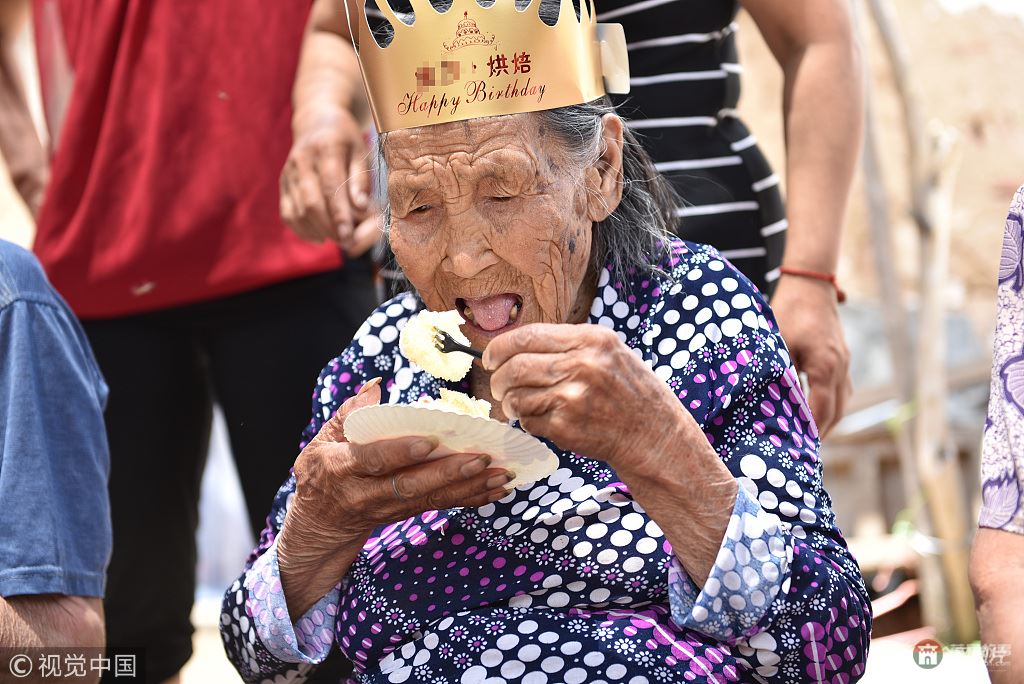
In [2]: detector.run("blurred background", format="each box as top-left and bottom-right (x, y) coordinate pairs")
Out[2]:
(2, 0), (1022, 681)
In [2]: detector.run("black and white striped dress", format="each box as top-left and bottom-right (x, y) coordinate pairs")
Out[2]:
(602, 0), (786, 295)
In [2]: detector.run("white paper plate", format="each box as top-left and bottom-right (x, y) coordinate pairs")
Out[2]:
(343, 404), (558, 488)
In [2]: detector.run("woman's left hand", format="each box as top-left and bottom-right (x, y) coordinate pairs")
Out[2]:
(484, 323), (695, 472)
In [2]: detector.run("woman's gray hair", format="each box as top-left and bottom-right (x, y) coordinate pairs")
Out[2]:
(535, 97), (678, 278)
(375, 99), (678, 279)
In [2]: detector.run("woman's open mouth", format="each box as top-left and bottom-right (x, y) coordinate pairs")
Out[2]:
(457, 293), (524, 333)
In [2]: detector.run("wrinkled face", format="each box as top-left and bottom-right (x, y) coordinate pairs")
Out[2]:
(385, 114), (614, 349)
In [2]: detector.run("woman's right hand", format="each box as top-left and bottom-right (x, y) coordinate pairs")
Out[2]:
(277, 378), (513, 616)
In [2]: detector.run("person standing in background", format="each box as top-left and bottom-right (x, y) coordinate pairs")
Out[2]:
(1, 1), (379, 682)
(283, 0), (863, 437)
(970, 185), (1024, 684)
(602, 0), (862, 437)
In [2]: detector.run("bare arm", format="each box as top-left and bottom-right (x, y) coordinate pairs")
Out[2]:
(0, 0), (28, 38)
(617, 423), (738, 587)
(280, 0), (382, 254)
(971, 528), (1024, 683)
(0, 0), (48, 217)
(294, 0), (367, 132)
(742, 0), (863, 275)
(739, 0), (863, 436)
(0, 595), (105, 683)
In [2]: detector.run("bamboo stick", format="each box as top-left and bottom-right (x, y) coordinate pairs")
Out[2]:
(860, 0), (976, 641)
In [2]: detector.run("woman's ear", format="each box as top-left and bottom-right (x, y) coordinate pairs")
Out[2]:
(585, 113), (625, 222)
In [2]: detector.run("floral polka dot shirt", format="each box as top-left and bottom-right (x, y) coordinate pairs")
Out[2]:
(221, 240), (871, 683)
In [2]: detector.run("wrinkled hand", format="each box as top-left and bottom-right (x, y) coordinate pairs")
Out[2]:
(771, 275), (851, 438)
(278, 380), (514, 615)
(291, 380), (514, 538)
(485, 323), (694, 473)
(280, 107), (382, 256)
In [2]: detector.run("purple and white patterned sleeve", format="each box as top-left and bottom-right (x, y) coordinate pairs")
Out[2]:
(979, 184), (1024, 533)
(221, 331), (379, 682)
(654, 245), (872, 682)
(244, 540), (342, 663)
(222, 474), (320, 682)
(667, 486), (790, 642)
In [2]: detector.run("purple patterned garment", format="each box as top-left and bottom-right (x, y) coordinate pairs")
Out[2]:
(980, 185), (1024, 532)
(220, 240), (871, 683)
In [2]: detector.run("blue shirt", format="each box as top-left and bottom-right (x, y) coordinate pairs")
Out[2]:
(0, 240), (111, 597)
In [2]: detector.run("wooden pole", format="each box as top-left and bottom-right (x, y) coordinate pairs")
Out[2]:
(861, 87), (918, 487)
(861, 0), (976, 641)
(856, 0), (945, 635)
(912, 127), (976, 643)
(864, 0), (928, 227)
(861, 83), (946, 632)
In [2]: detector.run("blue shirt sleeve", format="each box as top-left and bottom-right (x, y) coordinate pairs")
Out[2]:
(0, 292), (112, 598)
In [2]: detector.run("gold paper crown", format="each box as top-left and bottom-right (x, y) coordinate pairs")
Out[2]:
(345, 0), (630, 132)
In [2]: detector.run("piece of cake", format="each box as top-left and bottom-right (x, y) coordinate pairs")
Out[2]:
(417, 388), (492, 419)
(399, 308), (474, 381)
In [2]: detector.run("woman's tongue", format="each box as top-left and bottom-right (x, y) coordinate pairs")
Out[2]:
(464, 294), (518, 331)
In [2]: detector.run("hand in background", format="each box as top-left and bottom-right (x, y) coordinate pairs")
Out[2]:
(771, 274), (851, 439)
(279, 107), (381, 257)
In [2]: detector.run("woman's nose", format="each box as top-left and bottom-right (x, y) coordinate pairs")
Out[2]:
(442, 223), (500, 278)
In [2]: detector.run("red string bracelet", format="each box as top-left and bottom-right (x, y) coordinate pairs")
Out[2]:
(778, 267), (847, 303)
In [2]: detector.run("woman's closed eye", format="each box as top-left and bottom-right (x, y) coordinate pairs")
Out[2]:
(485, 194), (523, 207)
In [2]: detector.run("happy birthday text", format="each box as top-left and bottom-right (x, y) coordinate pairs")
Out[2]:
(397, 78), (547, 120)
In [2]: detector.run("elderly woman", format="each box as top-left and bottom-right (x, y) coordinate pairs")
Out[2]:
(221, 1), (870, 681)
